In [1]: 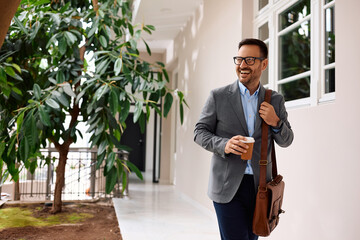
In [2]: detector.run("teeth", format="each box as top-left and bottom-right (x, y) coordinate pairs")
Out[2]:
(241, 71), (250, 74)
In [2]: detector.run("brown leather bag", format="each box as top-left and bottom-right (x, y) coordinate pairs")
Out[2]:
(252, 89), (285, 237)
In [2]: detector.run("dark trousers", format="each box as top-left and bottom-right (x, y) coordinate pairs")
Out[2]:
(213, 175), (259, 240)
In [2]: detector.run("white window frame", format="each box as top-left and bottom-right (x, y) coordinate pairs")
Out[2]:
(254, 0), (335, 108)
(319, 0), (335, 103)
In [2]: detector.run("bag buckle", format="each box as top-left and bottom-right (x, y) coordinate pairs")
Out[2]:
(258, 186), (267, 192)
(259, 160), (268, 165)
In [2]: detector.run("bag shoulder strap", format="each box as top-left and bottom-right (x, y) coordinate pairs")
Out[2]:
(259, 89), (278, 190)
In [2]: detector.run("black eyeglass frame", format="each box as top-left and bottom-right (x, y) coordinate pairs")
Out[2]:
(233, 56), (265, 66)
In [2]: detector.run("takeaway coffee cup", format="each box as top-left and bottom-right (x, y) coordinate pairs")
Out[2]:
(240, 137), (255, 160)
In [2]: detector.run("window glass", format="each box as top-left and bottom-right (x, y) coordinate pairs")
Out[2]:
(259, 0), (269, 11)
(325, 0), (334, 4)
(278, 77), (311, 101)
(325, 68), (335, 93)
(279, 0), (311, 30)
(279, 21), (311, 79)
(258, 22), (269, 41)
(260, 42), (269, 86)
(325, 6), (335, 65)
(260, 65), (269, 86)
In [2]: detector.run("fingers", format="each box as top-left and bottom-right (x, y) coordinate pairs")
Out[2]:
(225, 136), (249, 155)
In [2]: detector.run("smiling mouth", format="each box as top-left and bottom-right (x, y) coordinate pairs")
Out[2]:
(240, 69), (251, 74)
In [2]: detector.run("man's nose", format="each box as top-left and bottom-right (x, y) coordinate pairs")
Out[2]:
(239, 59), (248, 68)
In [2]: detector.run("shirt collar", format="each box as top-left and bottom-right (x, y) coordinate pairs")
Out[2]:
(238, 81), (260, 97)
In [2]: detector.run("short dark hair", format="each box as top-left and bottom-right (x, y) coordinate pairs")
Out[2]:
(238, 38), (268, 58)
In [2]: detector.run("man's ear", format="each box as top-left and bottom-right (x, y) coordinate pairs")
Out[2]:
(261, 58), (268, 71)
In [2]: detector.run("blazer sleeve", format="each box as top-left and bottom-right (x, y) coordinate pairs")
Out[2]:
(194, 90), (229, 158)
(271, 94), (294, 147)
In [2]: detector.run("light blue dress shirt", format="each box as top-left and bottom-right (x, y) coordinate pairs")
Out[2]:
(238, 81), (259, 175)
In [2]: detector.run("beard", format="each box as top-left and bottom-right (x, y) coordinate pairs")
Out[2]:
(237, 65), (262, 88)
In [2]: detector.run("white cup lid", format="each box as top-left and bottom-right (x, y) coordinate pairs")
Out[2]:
(241, 137), (255, 143)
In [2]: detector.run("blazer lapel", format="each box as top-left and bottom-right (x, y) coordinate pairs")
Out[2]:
(228, 80), (249, 135)
(254, 85), (266, 135)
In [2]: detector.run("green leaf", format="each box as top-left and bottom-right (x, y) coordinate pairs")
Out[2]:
(25, 113), (37, 151)
(11, 63), (21, 74)
(29, 159), (38, 174)
(86, 118), (101, 133)
(0, 142), (5, 157)
(143, 39), (151, 56)
(99, 35), (108, 48)
(62, 83), (76, 97)
(13, 16), (29, 35)
(19, 138), (29, 162)
(139, 111), (145, 134)
(95, 84), (109, 101)
(46, 33), (58, 49)
(48, 77), (57, 85)
(4, 66), (15, 77)
(88, 19), (99, 37)
(59, 37), (67, 55)
(56, 71), (65, 83)
(146, 25), (155, 31)
(96, 58), (110, 75)
(64, 31), (77, 46)
(96, 152), (106, 169)
(38, 105), (51, 127)
(129, 39), (137, 50)
(105, 166), (117, 194)
(106, 152), (116, 171)
(119, 100), (130, 123)
(109, 90), (119, 115)
(114, 58), (122, 76)
(97, 140), (107, 155)
(128, 23), (134, 36)
(95, 122), (105, 136)
(180, 103), (184, 124)
(7, 135), (16, 157)
(55, 92), (70, 107)
(16, 111), (25, 134)
(163, 92), (173, 118)
(133, 101), (143, 123)
(126, 160), (143, 180)
(48, 12), (61, 26)
(162, 68), (169, 82)
(33, 84), (41, 100)
(11, 87), (22, 96)
(45, 98), (60, 109)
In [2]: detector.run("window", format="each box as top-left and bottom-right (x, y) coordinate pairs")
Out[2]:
(323, 0), (335, 97)
(254, 0), (336, 107)
(278, 0), (311, 102)
(259, 0), (269, 11)
(258, 22), (269, 86)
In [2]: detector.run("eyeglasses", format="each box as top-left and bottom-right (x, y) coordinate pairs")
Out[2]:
(233, 56), (265, 66)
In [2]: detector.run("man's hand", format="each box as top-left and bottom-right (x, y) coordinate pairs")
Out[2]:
(225, 135), (249, 155)
(259, 102), (280, 127)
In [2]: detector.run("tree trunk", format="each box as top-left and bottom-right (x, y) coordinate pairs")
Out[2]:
(14, 162), (20, 200)
(14, 180), (20, 200)
(51, 147), (69, 213)
(0, 0), (20, 49)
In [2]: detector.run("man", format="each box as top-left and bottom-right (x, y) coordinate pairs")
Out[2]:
(194, 38), (293, 240)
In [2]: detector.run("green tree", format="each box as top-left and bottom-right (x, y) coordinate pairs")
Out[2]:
(0, 0), (186, 213)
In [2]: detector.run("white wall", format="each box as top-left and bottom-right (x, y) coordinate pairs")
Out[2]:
(168, 0), (247, 208)
(169, 0), (360, 239)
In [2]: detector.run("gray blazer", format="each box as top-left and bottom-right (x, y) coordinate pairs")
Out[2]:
(194, 80), (294, 203)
